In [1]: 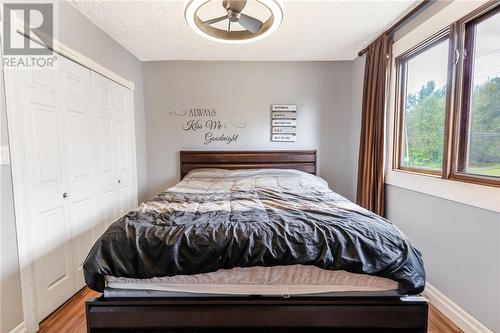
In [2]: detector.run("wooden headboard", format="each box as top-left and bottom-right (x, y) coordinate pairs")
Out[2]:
(180, 150), (317, 179)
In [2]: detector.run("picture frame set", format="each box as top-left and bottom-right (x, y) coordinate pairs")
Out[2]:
(271, 105), (296, 142)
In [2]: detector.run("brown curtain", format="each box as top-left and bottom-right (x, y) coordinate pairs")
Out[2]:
(356, 33), (389, 216)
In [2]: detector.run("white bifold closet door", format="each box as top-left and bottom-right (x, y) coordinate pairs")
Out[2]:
(15, 57), (83, 320)
(6, 54), (136, 321)
(61, 58), (96, 289)
(92, 72), (135, 235)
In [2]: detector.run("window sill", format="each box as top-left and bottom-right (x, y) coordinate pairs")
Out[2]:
(385, 169), (500, 213)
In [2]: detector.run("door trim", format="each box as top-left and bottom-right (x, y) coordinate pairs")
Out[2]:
(2, 14), (135, 91)
(2, 45), (39, 333)
(1, 28), (137, 333)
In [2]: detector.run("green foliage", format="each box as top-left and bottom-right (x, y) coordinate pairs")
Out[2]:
(468, 77), (500, 166)
(402, 76), (500, 174)
(402, 81), (446, 170)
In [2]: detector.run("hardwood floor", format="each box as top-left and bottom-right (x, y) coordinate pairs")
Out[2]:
(428, 304), (464, 333)
(39, 288), (463, 333)
(38, 288), (100, 333)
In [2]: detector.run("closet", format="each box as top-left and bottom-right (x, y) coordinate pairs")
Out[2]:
(4, 47), (137, 321)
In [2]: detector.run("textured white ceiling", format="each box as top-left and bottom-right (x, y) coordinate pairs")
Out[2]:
(70, 0), (417, 61)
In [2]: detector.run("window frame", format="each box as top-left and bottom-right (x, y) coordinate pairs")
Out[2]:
(449, 3), (500, 187)
(393, 29), (454, 178)
(392, 2), (500, 188)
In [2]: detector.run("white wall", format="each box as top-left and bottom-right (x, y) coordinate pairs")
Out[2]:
(143, 61), (360, 201)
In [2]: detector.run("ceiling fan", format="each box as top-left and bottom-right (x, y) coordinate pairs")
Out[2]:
(203, 0), (264, 33)
(185, 0), (283, 43)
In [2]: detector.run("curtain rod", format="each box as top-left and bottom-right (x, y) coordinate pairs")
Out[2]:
(358, 0), (434, 57)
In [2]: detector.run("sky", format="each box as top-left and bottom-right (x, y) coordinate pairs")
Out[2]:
(406, 39), (449, 95)
(405, 11), (499, 95)
(474, 13), (500, 84)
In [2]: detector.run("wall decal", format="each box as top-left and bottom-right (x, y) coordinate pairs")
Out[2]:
(169, 107), (246, 145)
(169, 110), (188, 116)
(204, 133), (239, 145)
(224, 121), (247, 129)
(271, 104), (296, 142)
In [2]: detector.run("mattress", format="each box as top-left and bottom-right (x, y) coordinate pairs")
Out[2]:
(105, 264), (400, 296)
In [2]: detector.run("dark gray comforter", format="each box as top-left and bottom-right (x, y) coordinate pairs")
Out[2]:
(83, 169), (425, 294)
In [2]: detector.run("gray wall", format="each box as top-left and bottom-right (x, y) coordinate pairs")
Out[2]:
(386, 185), (500, 332)
(0, 3), (147, 331)
(348, 56), (365, 198)
(0, 61), (24, 333)
(143, 61), (360, 201)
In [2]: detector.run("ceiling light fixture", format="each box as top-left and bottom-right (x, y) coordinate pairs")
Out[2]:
(185, 0), (283, 43)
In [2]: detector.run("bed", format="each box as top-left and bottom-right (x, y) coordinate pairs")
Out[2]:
(85, 150), (428, 333)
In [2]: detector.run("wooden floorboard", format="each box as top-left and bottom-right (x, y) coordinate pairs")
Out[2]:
(38, 288), (100, 333)
(428, 303), (464, 333)
(39, 287), (463, 333)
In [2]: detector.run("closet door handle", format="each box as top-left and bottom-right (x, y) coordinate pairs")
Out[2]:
(63, 192), (69, 198)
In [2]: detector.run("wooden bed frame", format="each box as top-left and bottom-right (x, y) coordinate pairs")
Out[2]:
(86, 150), (428, 333)
(179, 150), (318, 179)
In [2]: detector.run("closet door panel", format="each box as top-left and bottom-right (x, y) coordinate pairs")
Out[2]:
(97, 116), (117, 229)
(93, 73), (118, 231)
(92, 73), (136, 229)
(60, 57), (95, 289)
(98, 117), (114, 186)
(40, 208), (67, 284)
(114, 87), (127, 114)
(33, 105), (63, 184)
(69, 197), (94, 282)
(114, 83), (136, 213)
(113, 118), (132, 215)
(101, 189), (117, 228)
(19, 69), (76, 321)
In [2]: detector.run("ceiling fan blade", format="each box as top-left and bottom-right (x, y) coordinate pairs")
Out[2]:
(223, 0), (247, 13)
(203, 15), (228, 26)
(238, 14), (263, 33)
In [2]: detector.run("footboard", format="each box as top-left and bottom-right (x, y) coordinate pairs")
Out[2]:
(86, 295), (428, 333)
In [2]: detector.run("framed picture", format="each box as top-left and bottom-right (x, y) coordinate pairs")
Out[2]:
(271, 105), (297, 142)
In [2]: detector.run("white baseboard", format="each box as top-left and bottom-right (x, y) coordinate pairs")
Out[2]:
(424, 283), (493, 333)
(9, 321), (27, 333)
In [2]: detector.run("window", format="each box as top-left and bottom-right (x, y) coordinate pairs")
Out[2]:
(393, 3), (500, 187)
(396, 36), (450, 173)
(456, 6), (500, 182)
